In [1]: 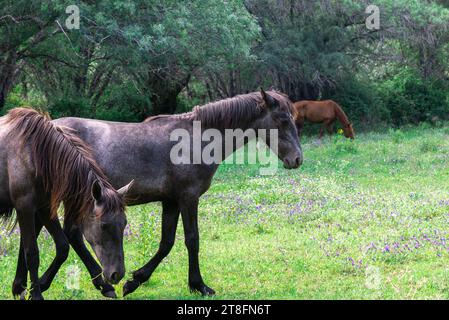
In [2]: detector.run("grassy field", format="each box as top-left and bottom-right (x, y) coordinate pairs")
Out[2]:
(1, 123), (449, 300)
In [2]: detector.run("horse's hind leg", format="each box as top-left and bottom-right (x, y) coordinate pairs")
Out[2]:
(12, 216), (43, 298)
(123, 200), (180, 296)
(326, 120), (335, 137)
(13, 215), (69, 296)
(39, 217), (70, 292)
(63, 223), (116, 298)
(15, 200), (43, 300)
(12, 241), (27, 298)
(319, 125), (325, 139)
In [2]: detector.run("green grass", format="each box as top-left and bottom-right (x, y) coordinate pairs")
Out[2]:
(1, 124), (449, 300)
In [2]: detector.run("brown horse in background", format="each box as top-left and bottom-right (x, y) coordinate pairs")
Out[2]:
(293, 100), (355, 140)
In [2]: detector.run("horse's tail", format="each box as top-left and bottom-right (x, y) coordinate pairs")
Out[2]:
(4, 107), (113, 221)
(332, 101), (350, 127)
(0, 208), (13, 218)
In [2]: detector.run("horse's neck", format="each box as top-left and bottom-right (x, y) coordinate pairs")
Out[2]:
(146, 110), (259, 165)
(188, 119), (258, 164)
(333, 103), (349, 126)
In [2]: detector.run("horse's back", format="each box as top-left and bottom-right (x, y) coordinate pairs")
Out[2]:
(52, 117), (177, 203)
(294, 100), (336, 122)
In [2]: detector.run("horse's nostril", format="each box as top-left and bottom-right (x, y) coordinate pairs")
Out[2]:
(295, 156), (302, 167)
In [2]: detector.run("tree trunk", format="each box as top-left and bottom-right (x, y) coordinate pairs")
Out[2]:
(0, 90), (6, 111)
(150, 90), (179, 115)
(0, 52), (19, 113)
(147, 73), (191, 116)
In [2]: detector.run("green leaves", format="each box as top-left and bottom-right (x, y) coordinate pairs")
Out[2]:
(1, 0), (448, 122)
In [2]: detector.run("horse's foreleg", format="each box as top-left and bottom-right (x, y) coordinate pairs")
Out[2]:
(12, 216), (43, 299)
(15, 201), (43, 300)
(123, 200), (180, 297)
(326, 120), (335, 137)
(319, 125), (325, 139)
(180, 198), (215, 296)
(38, 217), (70, 292)
(12, 241), (27, 298)
(63, 223), (116, 298)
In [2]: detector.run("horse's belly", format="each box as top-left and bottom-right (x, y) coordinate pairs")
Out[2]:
(306, 104), (333, 122)
(101, 163), (173, 205)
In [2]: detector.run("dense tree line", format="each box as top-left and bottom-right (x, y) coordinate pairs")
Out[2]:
(0, 0), (448, 127)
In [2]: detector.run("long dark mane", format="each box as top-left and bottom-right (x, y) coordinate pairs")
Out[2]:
(144, 91), (293, 129)
(193, 91), (293, 129)
(5, 108), (124, 222)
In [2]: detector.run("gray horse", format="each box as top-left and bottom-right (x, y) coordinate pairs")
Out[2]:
(14, 89), (303, 297)
(0, 108), (132, 300)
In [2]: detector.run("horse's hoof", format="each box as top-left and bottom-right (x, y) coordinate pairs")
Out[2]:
(31, 293), (44, 300)
(202, 286), (216, 296)
(102, 290), (117, 299)
(12, 281), (26, 299)
(123, 279), (140, 297)
(100, 283), (116, 299)
(19, 290), (28, 300)
(12, 286), (26, 299)
(26, 287), (44, 300)
(190, 283), (216, 296)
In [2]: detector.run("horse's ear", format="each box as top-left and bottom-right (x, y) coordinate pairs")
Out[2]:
(260, 87), (277, 110)
(260, 87), (267, 100)
(91, 180), (103, 202)
(118, 179), (134, 197)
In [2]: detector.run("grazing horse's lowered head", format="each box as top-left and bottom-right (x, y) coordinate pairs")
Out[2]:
(80, 179), (133, 284)
(342, 123), (355, 139)
(5, 108), (133, 285)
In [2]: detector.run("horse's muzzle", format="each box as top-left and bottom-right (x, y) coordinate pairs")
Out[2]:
(284, 156), (302, 169)
(104, 268), (125, 285)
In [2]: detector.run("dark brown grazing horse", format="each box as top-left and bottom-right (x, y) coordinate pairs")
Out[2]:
(14, 89), (302, 298)
(0, 108), (132, 300)
(293, 100), (355, 139)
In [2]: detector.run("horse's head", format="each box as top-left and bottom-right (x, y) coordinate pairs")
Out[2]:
(256, 88), (303, 169)
(343, 123), (355, 139)
(81, 180), (133, 285)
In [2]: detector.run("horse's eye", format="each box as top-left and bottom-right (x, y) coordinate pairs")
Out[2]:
(278, 114), (291, 123)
